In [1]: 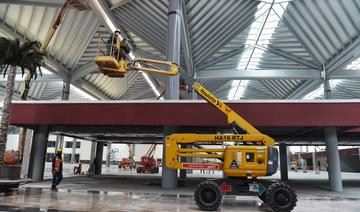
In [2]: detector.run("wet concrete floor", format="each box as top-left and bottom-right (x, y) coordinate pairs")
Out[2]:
(0, 175), (360, 211)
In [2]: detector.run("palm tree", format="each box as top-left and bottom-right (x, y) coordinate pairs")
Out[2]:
(0, 37), (44, 164)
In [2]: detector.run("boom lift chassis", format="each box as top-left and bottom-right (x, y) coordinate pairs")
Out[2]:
(95, 34), (297, 211)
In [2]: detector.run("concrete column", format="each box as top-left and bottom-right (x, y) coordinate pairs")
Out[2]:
(94, 142), (104, 175)
(322, 70), (342, 192)
(279, 143), (288, 181)
(312, 151), (316, 170)
(71, 138), (77, 164)
(106, 143), (111, 168)
(89, 142), (96, 174)
(286, 146), (291, 170)
(28, 125), (49, 181)
(162, 0), (181, 189)
(55, 80), (70, 149)
(21, 129), (33, 178)
(323, 78), (332, 99)
(55, 135), (64, 149)
(324, 127), (343, 192)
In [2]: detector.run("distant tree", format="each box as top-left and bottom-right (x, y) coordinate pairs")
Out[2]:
(0, 37), (44, 164)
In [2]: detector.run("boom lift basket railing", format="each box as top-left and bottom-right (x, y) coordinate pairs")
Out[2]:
(95, 34), (180, 78)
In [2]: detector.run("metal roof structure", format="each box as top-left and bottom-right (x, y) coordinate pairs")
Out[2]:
(0, 0), (360, 101)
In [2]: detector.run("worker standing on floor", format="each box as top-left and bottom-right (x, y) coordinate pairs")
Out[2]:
(51, 148), (63, 191)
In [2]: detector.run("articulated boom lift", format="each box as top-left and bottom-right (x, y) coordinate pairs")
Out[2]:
(136, 144), (160, 174)
(95, 33), (297, 212)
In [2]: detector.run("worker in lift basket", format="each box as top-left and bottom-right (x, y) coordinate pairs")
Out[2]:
(51, 148), (63, 191)
(107, 29), (121, 59)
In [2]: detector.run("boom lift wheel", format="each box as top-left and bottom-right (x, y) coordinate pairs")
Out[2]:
(266, 182), (297, 212)
(194, 181), (222, 211)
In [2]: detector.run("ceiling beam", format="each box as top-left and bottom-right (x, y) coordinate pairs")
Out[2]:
(0, 20), (71, 80)
(74, 78), (112, 100)
(194, 0), (263, 66)
(0, 20), (112, 100)
(195, 69), (360, 81)
(272, 5), (323, 65)
(287, 32), (360, 99)
(255, 44), (320, 70)
(196, 69), (319, 80)
(45, 90), (63, 100)
(197, 45), (253, 71)
(0, 0), (64, 7)
(71, 62), (99, 82)
(0, 74), (62, 83)
(335, 85), (360, 98)
(122, 87), (155, 100)
(0, 84), (35, 100)
(286, 80), (319, 99)
(133, 49), (166, 60)
(326, 38), (360, 75)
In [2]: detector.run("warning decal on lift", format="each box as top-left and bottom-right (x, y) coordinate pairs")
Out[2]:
(220, 182), (232, 193)
(258, 183), (266, 195)
(249, 183), (259, 192)
(229, 160), (239, 169)
(182, 163), (219, 169)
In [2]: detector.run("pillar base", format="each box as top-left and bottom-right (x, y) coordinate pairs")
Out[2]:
(324, 127), (343, 192)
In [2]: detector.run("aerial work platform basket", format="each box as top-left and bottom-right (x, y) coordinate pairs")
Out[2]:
(95, 33), (179, 77)
(95, 33), (128, 77)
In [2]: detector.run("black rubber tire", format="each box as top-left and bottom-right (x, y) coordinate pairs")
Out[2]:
(266, 182), (297, 212)
(258, 191), (267, 203)
(194, 181), (222, 211)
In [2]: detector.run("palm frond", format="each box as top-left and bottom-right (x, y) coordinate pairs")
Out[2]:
(0, 37), (45, 80)
(1, 64), (9, 78)
(19, 41), (40, 53)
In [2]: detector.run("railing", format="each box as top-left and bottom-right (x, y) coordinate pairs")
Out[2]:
(96, 33), (120, 60)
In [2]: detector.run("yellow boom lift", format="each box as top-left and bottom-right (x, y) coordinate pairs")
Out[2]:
(95, 32), (297, 212)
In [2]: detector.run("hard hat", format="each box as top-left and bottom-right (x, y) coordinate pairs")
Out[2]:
(56, 148), (62, 152)
(114, 29), (121, 34)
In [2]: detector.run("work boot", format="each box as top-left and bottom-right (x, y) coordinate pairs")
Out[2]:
(51, 186), (58, 192)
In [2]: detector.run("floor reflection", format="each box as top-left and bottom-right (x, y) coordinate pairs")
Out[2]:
(0, 187), (359, 212)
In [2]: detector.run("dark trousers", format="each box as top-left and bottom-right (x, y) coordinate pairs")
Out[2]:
(52, 172), (63, 188)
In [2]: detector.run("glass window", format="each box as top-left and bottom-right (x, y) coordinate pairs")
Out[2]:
(65, 142), (72, 148)
(63, 154), (71, 163)
(47, 141), (56, 147)
(246, 152), (255, 162)
(46, 153), (54, 162)
(76, 142), (81, 148)
(75, 154), (80, 163)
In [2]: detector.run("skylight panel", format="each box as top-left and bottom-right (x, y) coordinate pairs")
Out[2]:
(345, 57), (360, 70)
(228, 2), (289, 100)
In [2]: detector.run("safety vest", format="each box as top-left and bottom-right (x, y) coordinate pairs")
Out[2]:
(54, 157), (62, 172)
